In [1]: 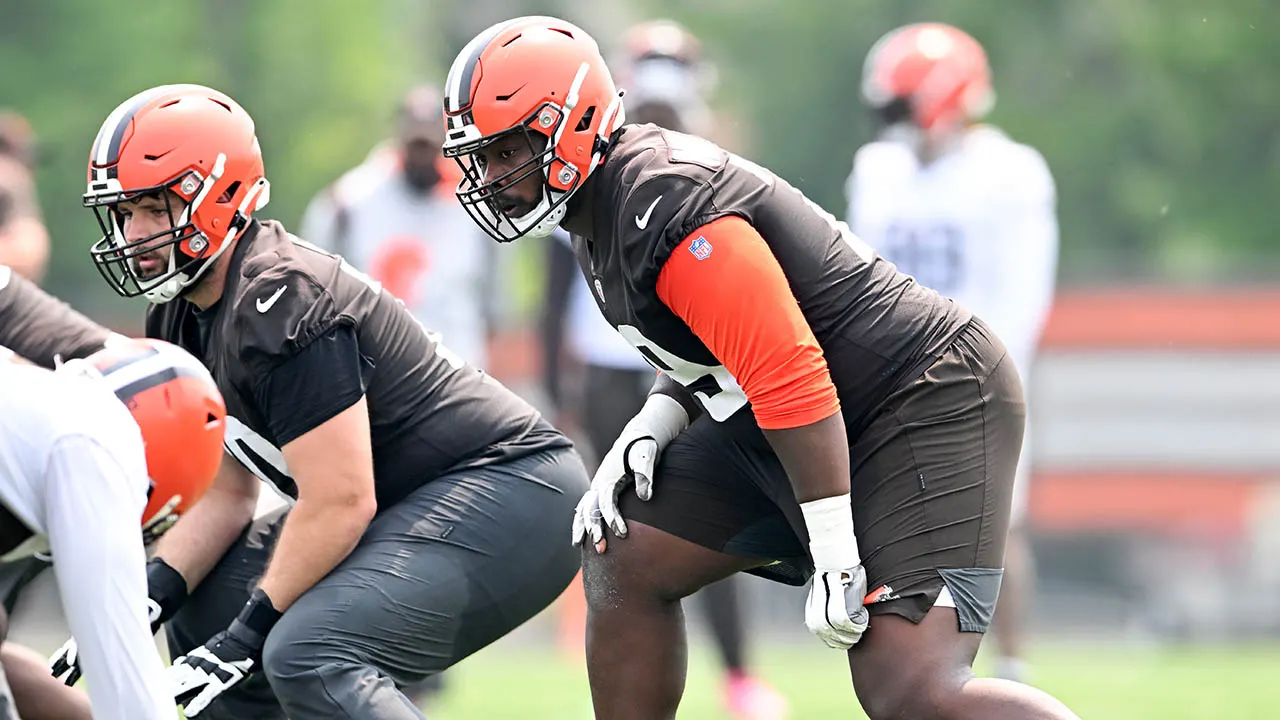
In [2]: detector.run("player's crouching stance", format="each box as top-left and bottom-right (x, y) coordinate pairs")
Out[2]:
(443, 17), (1081, 720)
(75, 84), (588, 718)
(0, 338), (225, 720)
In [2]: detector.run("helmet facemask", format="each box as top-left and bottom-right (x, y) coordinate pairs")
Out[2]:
(447, 102), (586, 243)
(85, 154), (268, 303)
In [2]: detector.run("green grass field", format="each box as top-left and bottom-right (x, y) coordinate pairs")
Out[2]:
(428, 639), (1280, 719)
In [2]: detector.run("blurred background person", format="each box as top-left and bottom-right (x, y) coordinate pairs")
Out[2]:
(0, 110), (48, 285)
(300, 84), (497, 370)
(540, 19), (788, 720)
(846, 22), (1059, 683)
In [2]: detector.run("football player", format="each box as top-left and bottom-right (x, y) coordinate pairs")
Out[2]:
(442, 16), (1080, 720)
(79, 83), (588, 718)
(0, 337), (225, 720)
(0, 265), (132, 664)
(847, 23), (1059, 682)
(539, 19), (787, 720)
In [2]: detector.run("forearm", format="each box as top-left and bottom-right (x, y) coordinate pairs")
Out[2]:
(0, 269), (110, 367)
(762, 410), (850, 503)
(153, 483), (257, 591)
(46, 445), (175, 719)
(764, 411), (860, 571)
(257, 495), (373, 611)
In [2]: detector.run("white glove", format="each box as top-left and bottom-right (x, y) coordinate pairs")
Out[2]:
(571, 393), (689, 547)
(801, 493), (870, 650)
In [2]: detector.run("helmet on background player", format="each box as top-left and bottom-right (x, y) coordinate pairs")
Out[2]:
(58, 337), (226, 544)
(861, 23), (994, 134)
(440, 16), (626, 243)
(615, 19), (716, 134)
(84, 84), (271, 303)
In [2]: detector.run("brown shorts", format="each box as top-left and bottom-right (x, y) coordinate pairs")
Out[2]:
(621, 319), (1025, 630)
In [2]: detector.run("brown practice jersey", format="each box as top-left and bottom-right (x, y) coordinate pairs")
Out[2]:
(0, 264), (111, 368)
(572, 124), (972, 438)
(147, 220), (567, 508)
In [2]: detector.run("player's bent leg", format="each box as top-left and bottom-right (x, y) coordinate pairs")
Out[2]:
(165, 506), (288, 720)
(581, 521), (766, 720)
(848, 605), (1078, 720)
(844, 320), (1077, 720)
(585, 412), (810, 720)
(2, 642), (92, 720)
(259, 446), (586, 719)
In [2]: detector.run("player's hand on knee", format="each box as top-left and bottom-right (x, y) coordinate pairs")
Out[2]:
(800, 493), (869, 649)
(571, 394), (689, 548)
(170, 589), (280, 716)
(804, 564), (870, 649)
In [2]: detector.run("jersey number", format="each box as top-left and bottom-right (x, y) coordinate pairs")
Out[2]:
(616, 324), (748, 421)
(880, 223), (965, 294)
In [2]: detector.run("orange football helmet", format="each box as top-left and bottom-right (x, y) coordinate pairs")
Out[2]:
(84, 84), (271, 303)
(861, 23), (994, 132)
(62, 338), (226, 542)
(440, 16), (625, 242)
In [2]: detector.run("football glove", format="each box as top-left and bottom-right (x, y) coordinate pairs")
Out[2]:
(571, 393), (688, 547)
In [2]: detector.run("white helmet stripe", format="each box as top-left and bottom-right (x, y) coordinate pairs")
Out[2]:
(98, 343), (215, 399)
(90, 85), (179, 182)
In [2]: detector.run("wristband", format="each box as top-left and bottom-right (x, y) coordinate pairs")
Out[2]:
(800, 492), (860, 570)
(229, 588), (283, 644)
(146, 557), (189, 626)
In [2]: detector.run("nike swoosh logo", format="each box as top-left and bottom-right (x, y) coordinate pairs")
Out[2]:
(634, 195), (663, 230)
(256, 285), (287, 313)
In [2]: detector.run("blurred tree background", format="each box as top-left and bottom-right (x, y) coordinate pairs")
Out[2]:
(1, 0), (1276, 329)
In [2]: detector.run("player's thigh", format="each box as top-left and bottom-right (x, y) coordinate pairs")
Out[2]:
(853, 319), (1024, 632)
(263, 447), (587, 684)
(165, 505), (287, 657)
(618, 413), (811, 590)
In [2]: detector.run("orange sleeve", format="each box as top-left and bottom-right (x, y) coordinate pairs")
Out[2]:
(655, 215), (840, 430)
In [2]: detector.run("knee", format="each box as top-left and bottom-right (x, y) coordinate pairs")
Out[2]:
(857, 666), (962, 720)
(580, 540), (680, 613)
(260, 620), (319, 687)
(580, 545), (627, 612)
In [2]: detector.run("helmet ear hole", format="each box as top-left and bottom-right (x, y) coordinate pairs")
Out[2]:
(217, 181), (241, 204)
(574, 106), (596, 132)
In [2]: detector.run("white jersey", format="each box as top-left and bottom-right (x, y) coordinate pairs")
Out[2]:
(0, 361), (176, 720)
(300, 146), (496, 369)
(846, 126), (1059, 377)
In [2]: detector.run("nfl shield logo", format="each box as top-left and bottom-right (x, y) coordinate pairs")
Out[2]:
(594, 277), (605, 301)
(689, 236), (713, 260)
